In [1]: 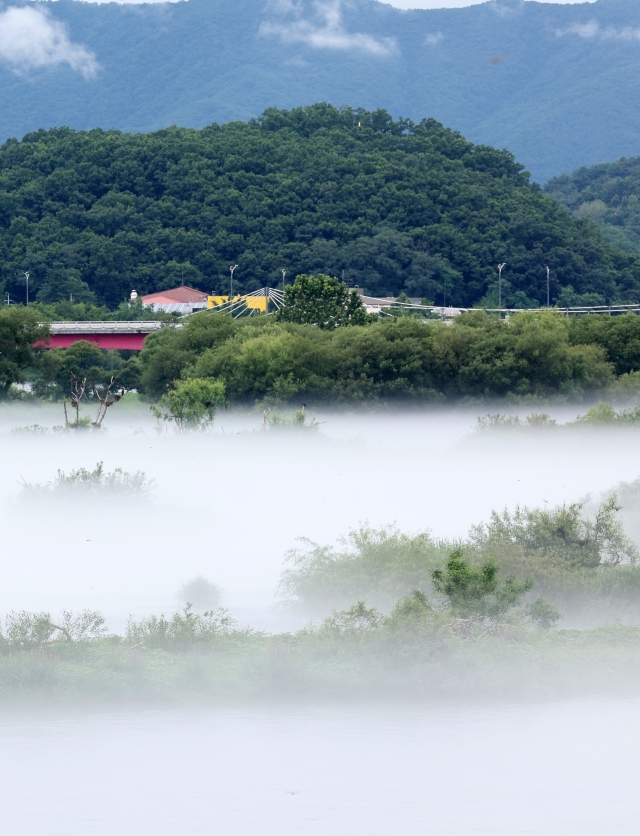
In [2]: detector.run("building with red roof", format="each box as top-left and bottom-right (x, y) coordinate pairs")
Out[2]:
(139, 286), (208, 314)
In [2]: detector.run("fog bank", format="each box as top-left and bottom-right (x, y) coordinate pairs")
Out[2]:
(2, 402), (640, 631)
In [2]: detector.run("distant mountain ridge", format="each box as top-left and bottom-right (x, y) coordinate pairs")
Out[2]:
(1, 0), (640, 182)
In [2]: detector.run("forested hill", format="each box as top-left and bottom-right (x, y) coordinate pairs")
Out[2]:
(1, 107), (638, 309)
(2, 0), (640, 183)
(545, 158), (640, 259)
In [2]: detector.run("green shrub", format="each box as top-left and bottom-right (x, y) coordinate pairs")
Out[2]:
(19, 462), (153, 498)
(125, 605), (246, 650)
(151, 377), (225, 432)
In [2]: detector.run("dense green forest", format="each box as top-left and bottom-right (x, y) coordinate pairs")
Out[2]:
(4, 0), (640, 183)
(545, 156), (640, 258)
(1, 104), (639, 311)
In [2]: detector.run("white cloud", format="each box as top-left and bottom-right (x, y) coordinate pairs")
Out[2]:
(558, 20), (640, 43)
(260, 0), (397, 57)
(424, 32), (444, 45)
(0, 6), (98, 78)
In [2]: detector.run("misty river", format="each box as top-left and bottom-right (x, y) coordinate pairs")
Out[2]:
(3, 404), (640, 835)
(1, 698), (638, 835)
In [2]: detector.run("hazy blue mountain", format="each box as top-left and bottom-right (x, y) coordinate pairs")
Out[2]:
(2, 0), (640, 182)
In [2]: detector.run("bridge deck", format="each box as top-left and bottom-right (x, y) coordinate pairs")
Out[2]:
(45, 321), (179, 351)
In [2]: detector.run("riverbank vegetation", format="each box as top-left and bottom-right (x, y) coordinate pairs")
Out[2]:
(3, 491), (640, 704)
(8, 283), (640, 409)
(3, 592), (640, 704)
(277, 493), (640, 628)
(125, 307), (640, 406)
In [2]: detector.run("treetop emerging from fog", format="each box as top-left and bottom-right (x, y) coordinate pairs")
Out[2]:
(1, 103), (638, 310)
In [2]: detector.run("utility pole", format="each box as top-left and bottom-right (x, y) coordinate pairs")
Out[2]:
(229, 265), (238, 317)
(281, 269), (286, 294)
(546, 265), (550, 307)
(23, 272), (29, 307)
(498, 263), (506, 319)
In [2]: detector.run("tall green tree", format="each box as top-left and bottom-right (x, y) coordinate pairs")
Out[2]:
(277, 274), (369, 329)
(0, 307), (49, 398)
(33, 339), (121, 400)
(151, 377), (226, 432)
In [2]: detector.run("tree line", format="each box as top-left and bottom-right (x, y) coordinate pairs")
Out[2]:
(7, 269), (640, 405)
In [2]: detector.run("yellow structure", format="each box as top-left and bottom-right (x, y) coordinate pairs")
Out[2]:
(208, 295), (267, 312)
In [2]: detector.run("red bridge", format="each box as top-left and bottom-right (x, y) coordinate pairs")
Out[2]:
(46, 321), (175, 351)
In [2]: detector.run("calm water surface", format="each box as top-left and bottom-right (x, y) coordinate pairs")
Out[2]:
(0, 698), (638, 835)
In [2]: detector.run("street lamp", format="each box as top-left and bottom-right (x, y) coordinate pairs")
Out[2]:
(545, 265), (550, 308)
(23, 272), (29, 307)
(229, 265), (238, 316)
(442, 273), (447, 322)
(498, 263), (506, 318)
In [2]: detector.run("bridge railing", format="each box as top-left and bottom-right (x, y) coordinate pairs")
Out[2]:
(47, 321), (177, 334)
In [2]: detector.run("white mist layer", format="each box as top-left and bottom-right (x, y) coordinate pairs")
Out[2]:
(1, 699), (639, 835)
(1, 402), (640, 632)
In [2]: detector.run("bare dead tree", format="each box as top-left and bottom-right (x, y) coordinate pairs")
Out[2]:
(63, 373), (88, 428)
(93, 376), (122, 428)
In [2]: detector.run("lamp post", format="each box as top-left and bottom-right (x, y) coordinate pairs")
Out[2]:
(442, 273), (447, 322)
(546, 265), (550, 308)
(498, 263), (506, 319)
(23, 272), (29, 307)
(229, 265), (238, 317)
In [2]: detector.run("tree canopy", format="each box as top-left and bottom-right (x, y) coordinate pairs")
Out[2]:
(545, 156), (640, 262)
(276, 274), (369, 329)
(1, 104), (638, 310)
(0, 307), (49, 398)
(130, 308), (615, 405)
